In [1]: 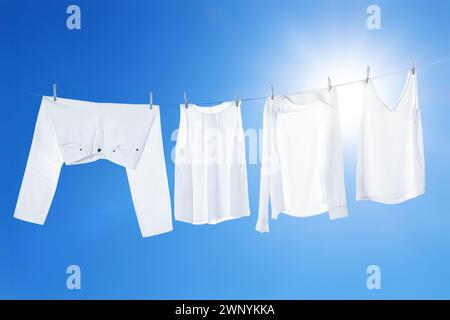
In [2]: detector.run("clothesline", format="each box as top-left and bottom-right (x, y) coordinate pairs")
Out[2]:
(25, 57), (450, 107)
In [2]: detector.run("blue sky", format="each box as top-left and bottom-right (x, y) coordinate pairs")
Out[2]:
(0, 0), (449, 299)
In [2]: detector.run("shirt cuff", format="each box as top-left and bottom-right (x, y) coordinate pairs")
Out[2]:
(255, 219), (269, 233)
(329, 205), (348, 220)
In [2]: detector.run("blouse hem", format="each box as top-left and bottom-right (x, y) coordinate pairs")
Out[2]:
(175, 212), (250, 225)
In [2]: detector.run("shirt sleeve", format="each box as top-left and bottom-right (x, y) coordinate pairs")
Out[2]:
(256, 98), (283, 233)
(322, 97), (348, 220)
(126, 107), (173, 237)
(14, 98), (64, 224)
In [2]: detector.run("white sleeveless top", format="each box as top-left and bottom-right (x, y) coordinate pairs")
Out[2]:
(357, 71), (425, 203)
(174, 101), (250, 224)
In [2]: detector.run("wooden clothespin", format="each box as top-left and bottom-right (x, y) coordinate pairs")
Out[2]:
(328, 76), (332, 92)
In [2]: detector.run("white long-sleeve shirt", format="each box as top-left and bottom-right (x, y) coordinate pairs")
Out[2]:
(256, 88), (348, 233)
(14, 96), (173, 237)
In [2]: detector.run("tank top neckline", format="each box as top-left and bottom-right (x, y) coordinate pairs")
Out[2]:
(368, 71), (414, 112)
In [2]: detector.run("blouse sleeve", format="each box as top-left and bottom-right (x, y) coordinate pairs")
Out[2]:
(321, 94), (348, 220)
(256, 98), (284, 233)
